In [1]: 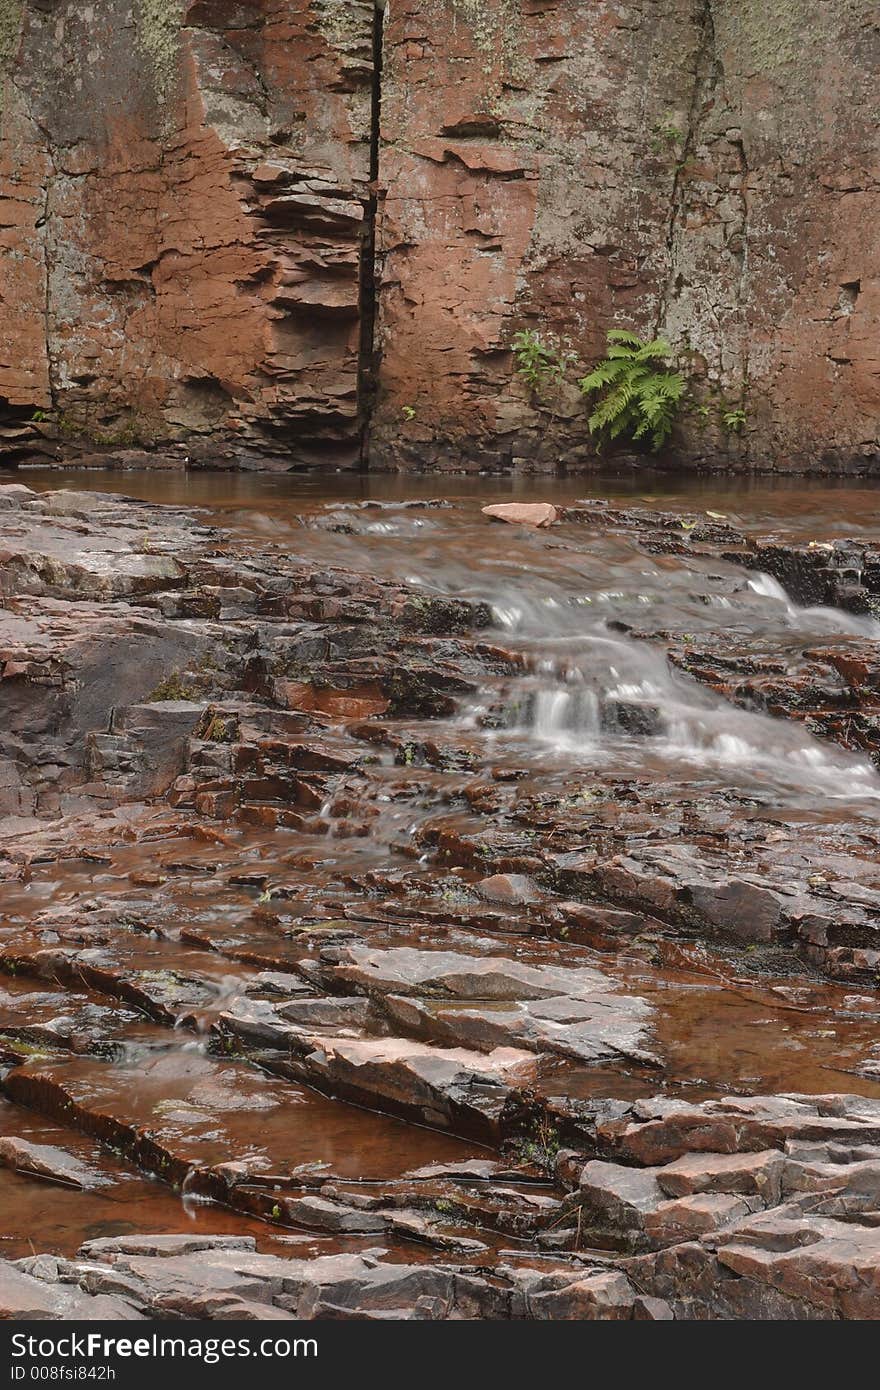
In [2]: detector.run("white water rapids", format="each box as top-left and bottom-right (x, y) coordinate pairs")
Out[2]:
(485, 581), (880, 804)
(216, 493), (880, 810)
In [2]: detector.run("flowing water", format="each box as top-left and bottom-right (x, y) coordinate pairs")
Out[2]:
(3, 466), (880, 1257)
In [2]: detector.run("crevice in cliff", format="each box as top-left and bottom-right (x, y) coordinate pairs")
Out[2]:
(731, 130), (751, 390)
(659, 0), (755, 413)
(656, 0), (716, 336)
(8, 73), (57, 432)
(357, 0), (385, 467)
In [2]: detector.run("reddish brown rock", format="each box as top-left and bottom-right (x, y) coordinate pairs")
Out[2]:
(715, 1216), (880, 1319)
(577, 1161), (666, 1243)
(0, 1), (374, 466)
(523, 1271), (636, 1321)
(643, 1192), (755, 1247)
(0, 1135), (99, 1189)
(481, 504), (558, 529)
(475, 873), (541, 904)
(657, 1150), (786, 1203)
(275, 680), (390, 719)
(372, 1), (880, 472)
(0, 5), (874, 471)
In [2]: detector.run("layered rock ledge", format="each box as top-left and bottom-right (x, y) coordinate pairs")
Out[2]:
(2, 483), (880, 1318)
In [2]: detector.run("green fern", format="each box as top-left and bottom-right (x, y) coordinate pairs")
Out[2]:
(721, 404), (747, 434)
(579, 330), (684, 451)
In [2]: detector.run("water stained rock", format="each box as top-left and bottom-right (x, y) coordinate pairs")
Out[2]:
(2, 478), (880, 1317)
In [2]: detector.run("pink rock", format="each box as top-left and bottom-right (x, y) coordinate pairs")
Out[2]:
(476, 873), (540, 905)
(481, 503), (558, 528)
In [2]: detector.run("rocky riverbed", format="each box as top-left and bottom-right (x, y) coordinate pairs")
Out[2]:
(2, 476), (880, 1320)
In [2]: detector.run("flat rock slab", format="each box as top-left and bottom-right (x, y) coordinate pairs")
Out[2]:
(5, 1047), (484, 1193)
(380, 991), (656, 1066)
(0, 1135), (103, 1189)
(329, 944), (615, 1002)
(62, 1247), (515, 1320)
(656, 1149), (786, 1202)
(481, 503), (558, 528)
(297, 1035), (539, 1134)
(598, 1094), (880, 1166)
(320, 943), (655, 1066)
(79, 1235), (258, 1259)
(0, 1261), (144, 1320)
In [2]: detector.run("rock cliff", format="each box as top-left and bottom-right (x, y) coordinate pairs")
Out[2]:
(0, 1), (877, 471)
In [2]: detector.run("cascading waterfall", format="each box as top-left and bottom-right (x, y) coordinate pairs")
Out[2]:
(489, 582), (880, 803)
(231, 492), (880, 807)
(747, 571), (880, 638)
(531, 686), (602, 743)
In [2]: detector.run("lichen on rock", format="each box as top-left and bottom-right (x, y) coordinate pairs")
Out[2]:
(0, 0), (22, 70)
(0, 0), (22, 119)
(136, 0), (182, 114)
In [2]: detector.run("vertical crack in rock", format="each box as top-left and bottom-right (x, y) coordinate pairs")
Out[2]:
(36, 112), (55, 418)
(731, 127), (751, 393)
(5, 50), (59, 424)
(4, 66), (56, 429)
(659, 0), (751, 408)
(357, 0), (386, 466)
(657, 0), (717, 337)
(0, 1), (875, 471)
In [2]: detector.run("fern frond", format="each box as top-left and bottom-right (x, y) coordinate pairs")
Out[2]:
(580, 329), (682, 452)
(606, 329), (645, 348)
(589, 380), (631, 428)
(578, 360), (626, 393)
(633, 337), (673, 361)
(649, 371), (685, 400)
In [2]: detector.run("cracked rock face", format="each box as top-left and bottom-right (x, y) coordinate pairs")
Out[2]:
(0, 1), (374, 466)
(0, 3), (876, 471)
(368, 0), (880, 472)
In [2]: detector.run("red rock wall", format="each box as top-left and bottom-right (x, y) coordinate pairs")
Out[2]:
(0, 1), (374, 465)
(372, 0), (880, 472)
(0, 1), (877, 471)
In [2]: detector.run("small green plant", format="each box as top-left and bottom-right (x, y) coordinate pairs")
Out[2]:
(148, 670), (196, 702)
(514, 1116), (562, 1174)
(578, 330), (684, 451)
(90, 421), (144, 448)
(30, 408), (49, 423)
(721, 405), (747, 433)
(196, 707), (236, 743)
(651, 115), (684, 153)
(401, 405), (416, 421)
(512, 329), (573, 395)
(56, 413), (80, 439)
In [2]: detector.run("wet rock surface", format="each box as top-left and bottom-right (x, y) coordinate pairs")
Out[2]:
(2, 480), (880, 1318)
